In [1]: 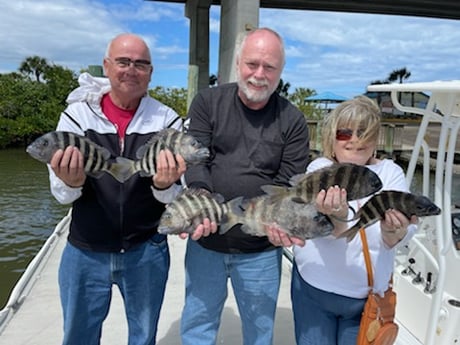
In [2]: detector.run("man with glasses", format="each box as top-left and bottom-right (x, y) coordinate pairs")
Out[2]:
(48, 33), (185, 345)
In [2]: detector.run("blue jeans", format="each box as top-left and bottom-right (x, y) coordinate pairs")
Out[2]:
(291, 263), (366, 345)
(180, 239), (282, 345)
(59, 234), (170, 345)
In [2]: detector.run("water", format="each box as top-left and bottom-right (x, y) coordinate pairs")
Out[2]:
(0, 148), (68, 309)
(0, 148), (459, 310)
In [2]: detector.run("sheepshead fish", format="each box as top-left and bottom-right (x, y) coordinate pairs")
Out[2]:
(119, 128), (209, 178)
(26, 131), (131, 183)
(158, 188), (229, 235)
(261, 163), (383, 203)
(338, 190), (442, 242)
(220, 195), (334, 240)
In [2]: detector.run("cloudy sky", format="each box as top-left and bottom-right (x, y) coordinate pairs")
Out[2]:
(1, 0), (460, 98)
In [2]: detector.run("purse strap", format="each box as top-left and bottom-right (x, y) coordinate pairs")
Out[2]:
(359, 228), (374, 288)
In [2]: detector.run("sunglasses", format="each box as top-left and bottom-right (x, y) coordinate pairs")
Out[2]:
(336, 128), (366, 141)
(107, 57), (152, 72)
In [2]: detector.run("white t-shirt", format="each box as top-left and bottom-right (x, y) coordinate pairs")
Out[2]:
(293, 157), (417, 298)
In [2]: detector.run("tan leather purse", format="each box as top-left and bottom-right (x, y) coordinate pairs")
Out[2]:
(356, 229), (398, 345)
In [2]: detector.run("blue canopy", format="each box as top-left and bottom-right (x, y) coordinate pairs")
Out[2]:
(305, 91), (348, 102)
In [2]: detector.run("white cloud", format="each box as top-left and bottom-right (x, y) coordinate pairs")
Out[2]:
(261, 9), (460, 96)
(1, 1), (459, 96)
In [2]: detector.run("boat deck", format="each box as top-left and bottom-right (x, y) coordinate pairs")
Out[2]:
(0, 214), (296, 345)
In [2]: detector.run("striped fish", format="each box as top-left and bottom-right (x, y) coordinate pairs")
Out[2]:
(158, 188), (230, 235)
(338, 190), (442, 242)
(220, 194), (334, 240)
(26, 131), (131, 183)
(125, 128), (209, 177)
(260, 163), (383, 203)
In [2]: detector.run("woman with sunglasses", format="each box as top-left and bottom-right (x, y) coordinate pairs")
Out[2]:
(267, 95), (418, 344)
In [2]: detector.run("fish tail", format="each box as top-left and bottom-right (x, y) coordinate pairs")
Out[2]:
(219, 196), (245, 235)
(106, 157), (138, 183)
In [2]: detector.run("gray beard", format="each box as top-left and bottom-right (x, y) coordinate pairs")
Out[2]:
(237, 78), (274, 104)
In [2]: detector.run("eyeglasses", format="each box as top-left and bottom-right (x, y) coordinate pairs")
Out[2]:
(336, 128), (366, 141)
(107, 57), (152, 72)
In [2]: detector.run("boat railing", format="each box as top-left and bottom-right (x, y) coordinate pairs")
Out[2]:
(368, 80), (460, 345)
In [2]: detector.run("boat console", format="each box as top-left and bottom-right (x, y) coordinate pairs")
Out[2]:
(368, 81), (460, 345)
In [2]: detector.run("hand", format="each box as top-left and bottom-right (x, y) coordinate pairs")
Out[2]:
(315, 186), (349, 236)
(50, 146), (86, 188)
(316, 185), (348, 217)
(381, 209), (414, 233)
(178, 218), (217, 241)
(381, 209), (417, 247)
(152, 149), (186, 189)
(265, 224), (305, 247)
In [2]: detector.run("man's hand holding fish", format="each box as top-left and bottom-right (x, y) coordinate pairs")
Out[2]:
(152, 149), (186, 190)
(50, 146), (86, 188)
(178, 217), (218, 241)
(265, 224), (306, 247)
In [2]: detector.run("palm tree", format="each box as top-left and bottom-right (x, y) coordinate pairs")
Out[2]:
(209, 74), (218, 87)
(19, 56), (50, 82)
(387, 67), (412, 104)
(276, 78), (290, 98)
(388, 67), (411, 84)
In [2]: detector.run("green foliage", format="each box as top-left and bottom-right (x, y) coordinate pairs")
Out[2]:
(2, 57), (327, 148)
(149, 86), (188, 118)
(287, 87), (323, 119)
(0, 58), (78, 148)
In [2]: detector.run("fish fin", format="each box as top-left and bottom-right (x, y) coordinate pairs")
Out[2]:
(135, 134), (162, 159)
(135, 144), (149, 160)
(182, 188), (205, 195)
(87, 171), (105, 179)
(260, 184), (288, 196)
(188, 216), (208, 233)
(137, 128), (179, 159)
(219, 221), (237, 235)
(240, 224), (257, 235)
(336, 225), (360, 242)
(99, 146), (112, 161)
(289, 173), (307, 186)
(181, 188), (225, 204)
(211, 193), (226, 204)
(219, 196), (245, 235)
